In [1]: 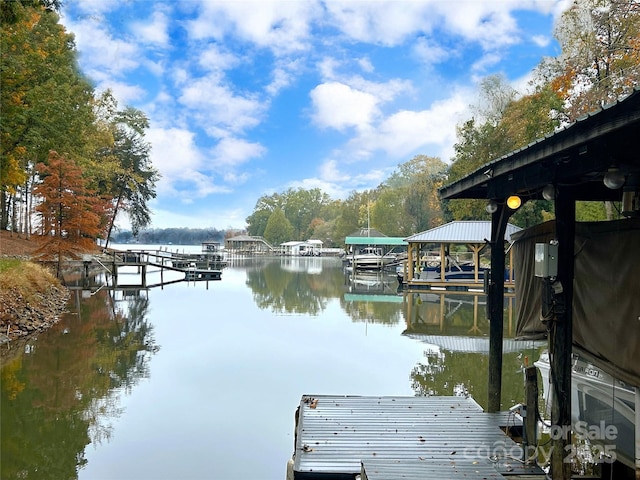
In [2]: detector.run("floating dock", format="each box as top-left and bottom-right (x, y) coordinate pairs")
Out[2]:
(184, 268), (222, 281)
(289, 395), (545, 480)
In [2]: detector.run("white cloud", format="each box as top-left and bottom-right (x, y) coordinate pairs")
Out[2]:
(318, 57), (341, 79)
(67, 19), (140, 77)
(357, 57), (375, 73)
(351, 76), (413, 104)
(471, 52), (504, 74)
(435, 3), (520, 50)
(179, 76), (265, 136)
(211, 137), (266, 169)
(187, 0), (318, 54)
(221, 171), (251, 185)
(412, 36), (450, 66)
(324, 1), (435, 46)
(310, 82), (380, 131)
(337, 89), (471, 165)
(70, 0), (121, 16)
(287, 177), (349, 200)
(266, 58), (303, 96)
(323, 1), (563, 52)
(131, 10), (170, 46)
(198, 45), (240, 72)
(147, 207), (247, 230)
(146, 127), (230, 201)
(319, 159), (350, 183)
(531, 34), (551, 47)
(147, 127), (202, 177)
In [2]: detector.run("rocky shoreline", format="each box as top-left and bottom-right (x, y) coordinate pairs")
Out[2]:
(0, 282), (70, 345)
(0, 236), (73, 345)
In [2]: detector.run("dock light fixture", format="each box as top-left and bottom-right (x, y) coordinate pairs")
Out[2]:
(506, 195), (521, 210)
(486, 200), (498, 214)
(542, 184), (555, 201)
(603, 167), (625, 189)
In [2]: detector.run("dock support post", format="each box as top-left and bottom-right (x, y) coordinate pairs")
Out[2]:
(487, 203), (509, 413)
(524, 365), (538, 462)
(142, 264), (147, 288)
(83, 261), (90, 288)
(550, 190), (575, 480)
(635, 387), (639, 479)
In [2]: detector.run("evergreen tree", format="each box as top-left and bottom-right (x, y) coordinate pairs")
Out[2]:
(263, 208), (294, 246)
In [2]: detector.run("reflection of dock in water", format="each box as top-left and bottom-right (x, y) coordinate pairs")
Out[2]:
(403, 290), (517, 337)
(344, 268), (398, 295)
(404, 333), (542, 354)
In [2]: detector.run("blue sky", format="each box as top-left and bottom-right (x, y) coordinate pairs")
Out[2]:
(59, 0), (570, 231)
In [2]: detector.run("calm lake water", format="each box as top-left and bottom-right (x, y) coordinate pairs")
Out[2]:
(1, 249), (545, 480)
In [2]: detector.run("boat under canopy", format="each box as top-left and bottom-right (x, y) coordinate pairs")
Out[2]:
(513, 217), (640, 388)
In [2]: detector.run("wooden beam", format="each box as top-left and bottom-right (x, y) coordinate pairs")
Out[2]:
(471, 244), (482, 283)
(407, 244), (415, 282)
(524, 365), (538, 461)
(550, 189), (575, 480)
(635, 386), (640, 480)
(488, 204), (509, 413)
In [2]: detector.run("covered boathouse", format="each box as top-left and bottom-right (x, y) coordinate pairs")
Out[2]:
(400, 220), (521, 291)
(440, 87), (640, 479)
(344, 227), (408, 270)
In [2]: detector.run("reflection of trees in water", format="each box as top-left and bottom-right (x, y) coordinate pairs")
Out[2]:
(407, 292), (545, 410)
(340, 299), (403, 325)
(0, 289), (159, 480)
(245, 259), (403, 324)
(340, 270), (404, 325)
(245, 261), (345, 315)
(99, 293), (159, 392)
(410, 349), (543, 411)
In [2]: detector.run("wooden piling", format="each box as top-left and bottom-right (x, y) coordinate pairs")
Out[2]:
(636, 387), (639, 479)
(524, 365), (538, 461)
(487, 204), (509, 413)
(550, 191), (575, 480)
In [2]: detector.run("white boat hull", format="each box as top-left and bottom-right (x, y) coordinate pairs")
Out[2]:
(535, 351), (636, 469)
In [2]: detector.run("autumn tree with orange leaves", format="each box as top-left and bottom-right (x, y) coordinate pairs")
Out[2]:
(33, 151), (112, 275)
(551, 0), (640, 120)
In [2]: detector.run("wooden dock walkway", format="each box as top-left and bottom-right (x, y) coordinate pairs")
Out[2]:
(290, 395), (545, 480)
(72, 248), (224, 289)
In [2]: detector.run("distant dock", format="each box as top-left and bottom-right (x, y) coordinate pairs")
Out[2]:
(65, 247), (225, 291)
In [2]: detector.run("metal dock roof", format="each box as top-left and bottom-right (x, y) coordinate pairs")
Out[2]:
(404, 221), (521, 243)
(293, 395), (544, 480)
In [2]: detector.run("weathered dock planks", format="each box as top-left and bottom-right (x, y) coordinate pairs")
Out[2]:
(291, 395), (545, 480)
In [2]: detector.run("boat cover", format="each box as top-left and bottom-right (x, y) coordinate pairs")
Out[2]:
(513, 217), (640, 387)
